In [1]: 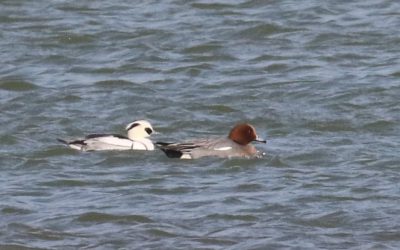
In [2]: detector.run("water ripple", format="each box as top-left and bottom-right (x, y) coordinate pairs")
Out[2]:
(1, 0), (400, 249)
(76, 212), (153, 224)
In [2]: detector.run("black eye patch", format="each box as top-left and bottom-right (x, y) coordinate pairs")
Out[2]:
(145, 128), (153, 135)
(126, 123), (139, 131)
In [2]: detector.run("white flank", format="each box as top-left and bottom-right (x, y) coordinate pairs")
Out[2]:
(91, 136), (133, 147)
(214, 146), (232, 151)
(181, 154), (192, 159)
(132, 138), (154, 150)
(69, 144), (83, 150)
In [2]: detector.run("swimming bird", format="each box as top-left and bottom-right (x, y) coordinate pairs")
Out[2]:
(156, 123), (266, 159)
(58, 120), (155, 151)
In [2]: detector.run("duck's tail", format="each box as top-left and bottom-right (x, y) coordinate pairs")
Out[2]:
(57, 138), (69, 145)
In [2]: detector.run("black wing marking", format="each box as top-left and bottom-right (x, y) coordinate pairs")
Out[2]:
(57, 138), (68, 145)
(57, 138), (86, 146)
(156, 142), (200, 151)
(160, 148), (183, 158)
(156, 142), (201, 158)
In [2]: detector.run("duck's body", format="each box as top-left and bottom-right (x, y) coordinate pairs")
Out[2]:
(59, 120), (155, 151)
(58, 134), (154, 151)
(157, 123), (266, 159)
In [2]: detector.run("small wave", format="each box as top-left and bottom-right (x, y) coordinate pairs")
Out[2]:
(94, 80), (135, 87)
(1, 206), (32, 215)
(76, 212), (153, 224)
(56, 33), (95, 44)
(0, 243), (43, 250)
(390, 71), (400, 77)
(7, 223), (65, 241)
(146, 228), (177, 237)
(304, 119), (355, 132)
(236, 23), (296, 39)
(206, 213), (258, 222)
(182, 43), (223, 54)
(292, 210), (350, 228)
(0, 80), (37, 92)
(361, 120), (396, 133)
(235, 183), (264, 192)
(39, 179), (91, 187)
(148, 186), (192, 195)
(191, 3), (235, 10)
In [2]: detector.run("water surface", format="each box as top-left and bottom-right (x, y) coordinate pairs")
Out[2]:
(1, 0), (400, 249)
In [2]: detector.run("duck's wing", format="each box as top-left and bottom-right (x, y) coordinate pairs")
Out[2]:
(57, 138), (86, 150)
(156, 138), (225, 158)
(156, 141), (202, 158)
(156, 138), (242, 159)
(156, 142), (201, 151)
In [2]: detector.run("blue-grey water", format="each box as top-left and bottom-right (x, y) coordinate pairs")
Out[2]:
(1, 0), (400, 249)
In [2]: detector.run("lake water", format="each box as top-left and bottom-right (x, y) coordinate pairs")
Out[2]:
(1, 0), (400, 249)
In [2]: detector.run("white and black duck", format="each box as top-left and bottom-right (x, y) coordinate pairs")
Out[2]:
(58, 120), (155, 151)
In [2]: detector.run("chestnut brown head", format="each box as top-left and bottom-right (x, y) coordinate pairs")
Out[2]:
(228, 123), (266, 145)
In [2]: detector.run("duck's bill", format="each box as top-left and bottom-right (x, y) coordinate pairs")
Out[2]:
(254, 137), (267, 143)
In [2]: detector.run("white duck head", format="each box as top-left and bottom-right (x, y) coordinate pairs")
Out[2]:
(125, 120), (154, 140)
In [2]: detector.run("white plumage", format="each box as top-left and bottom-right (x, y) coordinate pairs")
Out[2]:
(58, 120), (155, 151)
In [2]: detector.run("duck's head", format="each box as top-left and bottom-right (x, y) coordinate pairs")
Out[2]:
(228, 123), (266, 145)
(126, 120), (154, 140)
